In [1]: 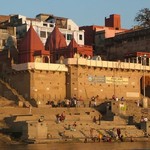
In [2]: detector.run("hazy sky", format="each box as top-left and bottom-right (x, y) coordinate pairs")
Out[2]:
(1, 0), (150, 29)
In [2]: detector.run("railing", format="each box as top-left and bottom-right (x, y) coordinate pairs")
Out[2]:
(11, 59), (150, 71)
(64, 58), (150, 71)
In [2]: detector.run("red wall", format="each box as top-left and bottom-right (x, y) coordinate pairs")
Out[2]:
(105, 14), (121, 30)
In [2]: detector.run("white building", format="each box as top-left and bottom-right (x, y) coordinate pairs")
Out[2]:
(10, 14), (84, 46)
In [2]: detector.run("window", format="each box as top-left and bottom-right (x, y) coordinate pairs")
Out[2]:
(49, 24), (54, 27)
(40, 31), (46, 38)
(67, 34), (72, 40)
(79, 34), (82, 40)
(43, 23), (47, 27)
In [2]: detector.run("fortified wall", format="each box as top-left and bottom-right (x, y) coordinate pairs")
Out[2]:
(65, 58), (150, 101)
(4, 63), (67, 106)
(2, 58), (150, 106)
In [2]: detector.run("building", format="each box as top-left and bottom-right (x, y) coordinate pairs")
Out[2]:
(0, 13), (93, 67)
(0, 25), (149, 105)
(105, 14), (121, 30)
(17, 24), (93, 64)
(0, 14), (85, 46)
(5, 57), (149, 107)
(45, 26), (93, 63)
(0, 26), (17, 72)
(0, 27), (16, 51)
(0, 14), (149, 107)
(80, 14), (127, 58)
(0, 15), (10, 25)
(106, 27), (150, 61)
(18, 25), (50, 63)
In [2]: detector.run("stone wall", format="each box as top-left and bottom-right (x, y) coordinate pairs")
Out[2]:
(30, 70), (66, 105)
(1, 61), (150, 105)
(68, 65), (143, 101)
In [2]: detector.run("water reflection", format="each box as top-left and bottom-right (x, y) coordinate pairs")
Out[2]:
(0, 142), (150, 150)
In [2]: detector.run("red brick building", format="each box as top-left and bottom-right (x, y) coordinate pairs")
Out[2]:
(105, 14), (121, 30)
(80, 14), (127, 57)
(18, 25), (50, 63)
(45, 26), (93, 63)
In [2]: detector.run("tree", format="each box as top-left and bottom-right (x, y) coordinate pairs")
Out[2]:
(134, 8), (150, 27)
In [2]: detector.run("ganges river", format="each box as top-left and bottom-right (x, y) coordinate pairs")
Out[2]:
(0, 142), (150, 150)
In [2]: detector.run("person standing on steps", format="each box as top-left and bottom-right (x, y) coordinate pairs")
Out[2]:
(29, 105), (32, 114)
(98, 114), (101, 125)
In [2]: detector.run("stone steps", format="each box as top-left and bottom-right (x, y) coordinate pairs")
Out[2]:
(0, 106), (146, 139)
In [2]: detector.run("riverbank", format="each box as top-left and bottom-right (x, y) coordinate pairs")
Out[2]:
(0, 100), (149, 144)
(0, 133), (150, 145)
(1, 142), (150, 150)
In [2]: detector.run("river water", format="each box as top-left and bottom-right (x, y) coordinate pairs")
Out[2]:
(0, 142), (150, 150)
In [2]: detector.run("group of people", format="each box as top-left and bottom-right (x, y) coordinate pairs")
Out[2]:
(89, 95), (99, 107)
(65, 95), (84, 108)
(87, 128), (124, 143)
(67, 121), (77, 131)
(112, 95), (125, 101)
(140, 115), (148, 122)
(56, 111), (66, 123)
(47, 95), (85, 108)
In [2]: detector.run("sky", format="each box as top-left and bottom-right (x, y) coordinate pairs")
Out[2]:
(0, 0), (150, 29)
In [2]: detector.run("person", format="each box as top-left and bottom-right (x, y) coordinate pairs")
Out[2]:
(84, 137), (88, 143)
(38, 116), (44, 122)
(94, 99), (97, 107)
(115, 97), (119, 101)
(98, 114), (101, 125)
(144, 117), (148, 122)
(91, 96), (95, 101)
(140, 116), (144, 122)
(93, 116), (97, 123)
(120, 135), (124, 142)
(71, 122), (77, 131)
(60, 111), (66, 122)
(121, 97), (124, 101)
(67, 124), (71, 130)
(73, 98), (77, 107)
(73, 121), (77, 128)
(56, 114), (61, 123)
(89, 101), (91, 107)
(98, 133), (103, 142)
(117, 128), (121, 139)
(66, 99), (70, 107)
(94, 95), (99, 107)
(130, 136), (134, 142)
(137, 99), (140, 107)
(112, 95), (116, 100)
(29, 105), (32, 114)
(90, 128), (94, 139)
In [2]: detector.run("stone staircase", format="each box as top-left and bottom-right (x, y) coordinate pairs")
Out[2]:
(125, 100), (150, 122)
(0, 79), (30, 107)
(0, 102), (146, 141)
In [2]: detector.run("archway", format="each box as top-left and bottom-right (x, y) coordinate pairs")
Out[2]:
(140, 76), (150, 98)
